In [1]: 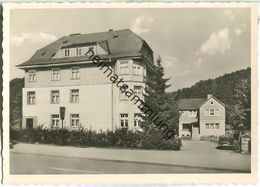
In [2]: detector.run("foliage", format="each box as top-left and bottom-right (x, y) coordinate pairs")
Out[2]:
(10, 127), (181, 150)
(141, 56), (179, 140)
(10, 78), (24, 129)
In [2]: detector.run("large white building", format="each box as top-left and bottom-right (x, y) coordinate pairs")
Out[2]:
(17, 29), (155, 131)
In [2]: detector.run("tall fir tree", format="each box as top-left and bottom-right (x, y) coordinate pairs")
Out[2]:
(141, 56), (179, 140)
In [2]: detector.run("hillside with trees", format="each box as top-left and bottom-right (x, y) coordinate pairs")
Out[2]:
(10, 78), (24, 129)
(171, 67), (251, 131)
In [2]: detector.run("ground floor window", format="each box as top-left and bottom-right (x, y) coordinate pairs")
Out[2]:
(134, 113), (141, 127)
(120, 114), (128, 128)
(215, 123), (219, 129)
(182, 123), (190, 130)
(51, 114), (60, 128)
(71, 114), (80, 127)
(205, 123), (209, 129)
(205, 123), (220, 129)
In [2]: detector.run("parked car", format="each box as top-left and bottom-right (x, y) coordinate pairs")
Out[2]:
(216, 137), (234, 150)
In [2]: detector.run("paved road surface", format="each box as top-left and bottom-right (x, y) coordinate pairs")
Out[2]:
(10, 152), (246, 174)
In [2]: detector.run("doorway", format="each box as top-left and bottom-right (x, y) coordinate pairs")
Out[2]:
(26, 118), (33, 129)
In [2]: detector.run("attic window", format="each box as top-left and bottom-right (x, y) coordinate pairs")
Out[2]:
(113, 35), (119, 38)
(41, 51), (46, 56)
(63, 40), (68, 44)
(51, 53), (56, 57)
(211, 101), (213, 104)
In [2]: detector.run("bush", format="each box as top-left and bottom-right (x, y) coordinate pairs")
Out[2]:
(10, 127), (181, 150)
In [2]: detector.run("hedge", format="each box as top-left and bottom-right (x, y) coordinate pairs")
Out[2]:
(10, 127), (181, 150)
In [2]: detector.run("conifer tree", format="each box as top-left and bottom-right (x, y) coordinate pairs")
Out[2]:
(141, 56), (179, 140)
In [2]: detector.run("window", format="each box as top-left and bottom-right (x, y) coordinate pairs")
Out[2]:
(52, 68), (60, 81)
(70, 89), (79, 103)
(205, 123), (209, 129)
(134, 113), (141, 127)
(205, 109), (219, 116)
(76, 48), (81, 56)
(211, 101), (214, 104)
(119, 91), (128, 101)
(215, 109), (220, 116)
(51, 114), (60, 128)
(119, 60), (129, 75)
(65, 49), (70, 57)
(215, 123), (219, 129)
(71, 66), (80, 79)
(120, 114), (128, 128)
(210, 123), (214, 129)
(182, 123), (190, 130)
(133, 61), (142, 75)
(210, 109), (214, 116)
(51, 90), (60, 104)
(27, 91), (36, 104)
(134, 86), (142, 98)
(28, 70), (36, 82)
(71, 114), (80, 127)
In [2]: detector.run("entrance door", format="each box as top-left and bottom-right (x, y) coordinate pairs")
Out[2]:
(26, 118), (33, 129)
(192, 123), (199, 134)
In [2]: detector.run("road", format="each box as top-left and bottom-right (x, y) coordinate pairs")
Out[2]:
(10, 152), (246, 174)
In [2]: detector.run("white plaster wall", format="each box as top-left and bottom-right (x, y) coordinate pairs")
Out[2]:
(22, 84), (112, 131)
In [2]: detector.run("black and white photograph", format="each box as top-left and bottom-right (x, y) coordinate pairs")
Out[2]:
(2, 3), (258, 184)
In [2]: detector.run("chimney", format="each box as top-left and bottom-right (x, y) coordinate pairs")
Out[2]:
(207, 94), (212, 99)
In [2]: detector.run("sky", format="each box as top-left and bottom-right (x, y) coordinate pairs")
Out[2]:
(10, 8), (251, 92)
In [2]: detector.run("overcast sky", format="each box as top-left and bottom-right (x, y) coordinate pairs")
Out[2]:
(10, 8), (250, 92)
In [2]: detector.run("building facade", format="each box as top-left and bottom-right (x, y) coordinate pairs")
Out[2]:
(18, 29), (155, 131)
(178, 95), (226, 140)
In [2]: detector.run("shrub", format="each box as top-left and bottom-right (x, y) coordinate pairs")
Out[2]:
(10, 127), (181, 150)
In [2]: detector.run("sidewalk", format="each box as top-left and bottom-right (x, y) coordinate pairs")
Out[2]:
(11, 140), (251, 172)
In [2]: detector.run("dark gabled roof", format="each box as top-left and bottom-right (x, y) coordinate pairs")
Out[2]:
(177, 98), (207, 110)
(17, 29), (153, 68)
(177, 95), (227, 110)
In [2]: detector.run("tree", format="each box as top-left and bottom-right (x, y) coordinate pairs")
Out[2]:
(141, 56), (179, 140)
(227, 78), (251, 131)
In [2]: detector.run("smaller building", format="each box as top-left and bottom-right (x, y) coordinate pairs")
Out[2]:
(178, 95), (226, 140)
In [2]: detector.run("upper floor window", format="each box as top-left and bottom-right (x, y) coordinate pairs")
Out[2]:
(210, 109), (214, 116)
(133, 61), (142, 75)
(70, 89), (79, 103)
(134, 86), (142, 98)
(119, 60), (129, 75)
(51, 90), (60, 104)
(210, 123), (214, 129)
(27, 91), (36, 105)
(71, 114), (80, 127)
(51, 114), (60, 128)
(71, 66), (80, 80)
(120, 114), (128, 128)
(76, 48), (81, 56)
(52, 68), (60, 81)
(28, 70), (36, 82)
(65, 49), (70, 57)
(134, 113), (141, 127)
